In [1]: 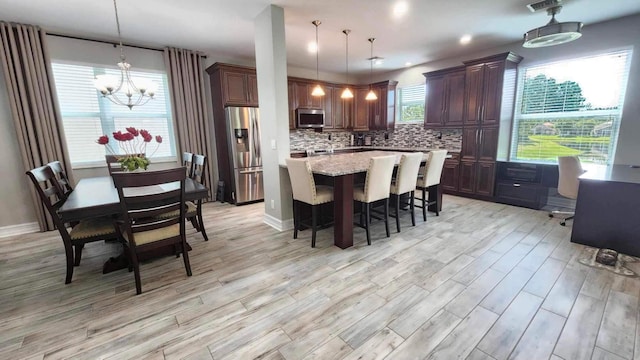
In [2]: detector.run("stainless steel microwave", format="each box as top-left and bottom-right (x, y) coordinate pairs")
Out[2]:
(296, 108), (324, 128)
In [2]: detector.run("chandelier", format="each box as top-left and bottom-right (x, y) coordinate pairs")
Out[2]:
(94, 0), (156, 109)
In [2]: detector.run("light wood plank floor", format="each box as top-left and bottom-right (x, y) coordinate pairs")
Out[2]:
(1, 195), (639, 360)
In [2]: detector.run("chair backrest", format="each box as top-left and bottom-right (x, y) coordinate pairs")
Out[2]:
(191, 154), (207, 186)
(182, 152), (194, 176)
(557, 155), (583, 199)
(47, 160), (73, 197)
(25, 165), (68, 232)
(420, 150), (448, 187)
(106, 154), (146, 175)
(392, 152), (423, 195)
(111, 167), (187, 247)
(363, 155), (396, 203)
(285, 158), (318, 205)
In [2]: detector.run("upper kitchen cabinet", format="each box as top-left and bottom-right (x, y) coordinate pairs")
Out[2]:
(368, 80), (398, 131)
(287, 80), (296, 129)
(206, 63), (259, 108)
(353, 86), (370, 131)
(325, 85), (352, 130)
(291, 78), (323, 109)
(463, 52), (522, 126)
(423, 66), (465, 128)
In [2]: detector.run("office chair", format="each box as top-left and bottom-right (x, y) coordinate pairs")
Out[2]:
(550, 155), (584, 226)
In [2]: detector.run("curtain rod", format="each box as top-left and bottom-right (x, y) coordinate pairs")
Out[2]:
(47, 32), (163, 52)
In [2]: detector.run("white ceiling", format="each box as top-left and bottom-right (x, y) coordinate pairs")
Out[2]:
(1, 0), (639, 76)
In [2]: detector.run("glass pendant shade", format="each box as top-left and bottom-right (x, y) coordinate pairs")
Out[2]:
(341, 87), (354, 99)
(311, 20), (324, 97)
(365, 90), (378, 100)
(311, 84), (325, 97)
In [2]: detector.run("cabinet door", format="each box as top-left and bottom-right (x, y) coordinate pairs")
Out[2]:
(464, 64), (484, 125)
(441, 159), (460, 192)
(480, 61), (505, 126)
(330, 87), (346, 130)
(460, 128), (479, 161)
(287, 81), (296, 129)
(353, 87), (370, 131)
(478, 127), (499, 162)
(458, 161), (476, 194)
(476, 162), (496, 196)
(247, 74), (259, 106)
(369, 86), (387, 130)
(323, 86), (334, 129)
(386, 84), (396, 131)
(424, 76), (445, 127)
(444, 71), (465, 126)
(223, 72), (248, 105)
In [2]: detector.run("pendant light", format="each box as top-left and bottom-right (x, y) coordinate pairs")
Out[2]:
(365, 37), (378, 101)
(311, 20), (325, 97)
(340, 29), (354, 99)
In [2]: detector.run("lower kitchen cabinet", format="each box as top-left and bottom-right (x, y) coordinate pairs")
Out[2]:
(458, 161), (476, 194)
(441, 153), (460, 193)
(476, 161), (496, 196)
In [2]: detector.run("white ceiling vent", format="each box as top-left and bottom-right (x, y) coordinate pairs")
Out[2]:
(527, 0), (562, 12)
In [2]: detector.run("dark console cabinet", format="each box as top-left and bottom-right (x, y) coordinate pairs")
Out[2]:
(494, 162), (558, 210)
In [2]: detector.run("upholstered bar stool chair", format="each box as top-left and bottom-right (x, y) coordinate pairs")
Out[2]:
(550, 155), (584, 226)
(285, 158), (334, 248)
(354, 155), (396, 245)
(415, 150), (448, 221)
(389, 152), (423, 232)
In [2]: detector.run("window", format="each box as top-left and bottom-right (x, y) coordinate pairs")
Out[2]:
(397, 84), (425, 123)
(510, 49), (632, 165)
(51, 62), (176, 168)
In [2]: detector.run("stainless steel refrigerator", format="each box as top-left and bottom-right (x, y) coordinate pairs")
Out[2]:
(225, 107), (263, 204)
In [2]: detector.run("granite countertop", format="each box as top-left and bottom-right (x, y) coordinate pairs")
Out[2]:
(290, 146), (460, 155)
(304, 150), (428, 176)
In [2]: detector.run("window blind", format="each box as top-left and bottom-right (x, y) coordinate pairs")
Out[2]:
(398, 84), (426, 122)
(51, 63), (176, 167)
(510, 49), (632, 165)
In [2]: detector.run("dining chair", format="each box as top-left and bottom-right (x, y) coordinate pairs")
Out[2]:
(389, 152), (423, 232)
(106, 154), (146, 175)
(26, 165), (119, 284)
(182, 152), (194, 176)
(415, 150), (447, 221)
(354, 155), (396, 245)
(285, 157), (334, 248)
(550, 155), (584, 226)
(188, 154), (209, 241)
(47, 160), (73, 198)
(111, 167), (192, 295)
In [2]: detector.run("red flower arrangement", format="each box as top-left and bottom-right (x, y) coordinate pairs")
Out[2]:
(96, 127), (163, 171)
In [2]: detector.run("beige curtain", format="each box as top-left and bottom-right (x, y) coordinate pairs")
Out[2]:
(0, 22), (73, 231)
(163, 47), (214, 199)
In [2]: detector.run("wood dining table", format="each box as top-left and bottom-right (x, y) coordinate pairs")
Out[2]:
(304, 150), (435, 249)
(58, 175), (209, 272)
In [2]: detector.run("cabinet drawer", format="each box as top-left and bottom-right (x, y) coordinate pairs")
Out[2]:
(495, 182), (545, 209)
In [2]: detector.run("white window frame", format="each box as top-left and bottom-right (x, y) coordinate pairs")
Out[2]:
(396, 83), (425, 124)
(509, 49), (632, 165)
(51, 61), (177, 169)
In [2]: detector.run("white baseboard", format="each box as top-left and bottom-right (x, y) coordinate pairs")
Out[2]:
(263, 213), (294, 232)
(0, 222), (40, 239)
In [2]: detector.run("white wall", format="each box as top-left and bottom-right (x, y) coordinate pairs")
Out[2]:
(371, 14), (640, 165)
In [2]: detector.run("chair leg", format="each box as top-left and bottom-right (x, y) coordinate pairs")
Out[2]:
(130, 250), (142, 295)
(73, 243), (84, 266)
(64, 244), (74, 284)
(422, 187), (427, 221)
(432, 185), (440, 216)
(410, 191), (416, 226)
(182, 241), (192, 277)
(365, 203), (371, 245)
(384, 198), (390, 238)
(395, 194), (401, 233)
(197, 201), (209, 241)
(311, 205), (318, 248)
(293, 200), (298, 239)
(189, 217), (201, 231)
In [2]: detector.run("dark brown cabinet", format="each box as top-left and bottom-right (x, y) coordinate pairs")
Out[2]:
(212, 64), (259, 107)
(326, 85), (351, 130)
(441, 152), (461, 193)
(287, 81), (296, 129)
(353, 86), (370, 131)
(463, 53), (521, 126)
(368, 81), (397, 131)
(293, 81), (323, 109)
(424, 67), (465, 128)
(460, 127), (499, 196)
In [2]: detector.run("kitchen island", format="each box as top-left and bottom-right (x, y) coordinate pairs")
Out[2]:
(302, 150), (430, 249)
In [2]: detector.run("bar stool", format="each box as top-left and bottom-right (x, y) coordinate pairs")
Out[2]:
(285, 158), (334, 248)
(389, 152), (423, 232)
(415, 150), (448, 221)
(353, 155), (396, 245)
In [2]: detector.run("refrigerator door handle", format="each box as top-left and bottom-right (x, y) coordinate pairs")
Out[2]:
(252, 113), (260, 158)
(238, 168), (262, 174)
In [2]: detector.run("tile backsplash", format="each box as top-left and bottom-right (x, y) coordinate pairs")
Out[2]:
(289, 124), (462, 151)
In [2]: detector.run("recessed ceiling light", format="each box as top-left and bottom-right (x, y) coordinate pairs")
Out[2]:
(375, 59), (384, 65)
(393, 1), (408, 18)
(307, 42), (317, 53)
(460, 34), (472, 45)
(405, 62), (412, 67)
